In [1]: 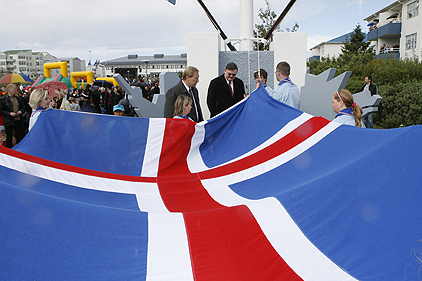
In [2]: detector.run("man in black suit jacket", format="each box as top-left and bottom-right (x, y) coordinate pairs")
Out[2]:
(207, 62), (246, 118)
(164, 66), (204, 122)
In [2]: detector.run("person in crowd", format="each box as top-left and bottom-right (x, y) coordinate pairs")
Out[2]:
(118, 99), (134, 116)
(173, 95), (193, 121)
(147, 82), (160, 101)
(271, 61), (300, 109)
(254, 69), (273, 94)
(360, 75), (378, 128)
(28, 88), (51, 131)
(360, 76), (378, 96)
(21, 88), (32, 134)
(69, 97), (81, 111)
(104, 86), (119, 115)
(86, 84), (101, 113)
(0, 84), (26, 147)
(331, 89), (364, 127)
(207, 62), (246, 118)
(55, 89), (71, 110)
(80, 90), (100, 113)
(164, 66), (204, 122)
(113, 104), (125, 116)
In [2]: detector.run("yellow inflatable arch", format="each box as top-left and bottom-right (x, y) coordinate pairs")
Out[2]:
(70, 71), (94, 89)
(44, 62), (68, 78)
(96, 77), (119, 86)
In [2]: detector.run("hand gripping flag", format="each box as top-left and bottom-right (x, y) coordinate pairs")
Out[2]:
(2, 86), (422, 280)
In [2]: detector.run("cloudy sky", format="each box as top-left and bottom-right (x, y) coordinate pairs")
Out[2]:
(0, 0), (388, 63)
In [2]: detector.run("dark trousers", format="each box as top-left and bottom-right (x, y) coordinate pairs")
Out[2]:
(5, 120), (25, 148)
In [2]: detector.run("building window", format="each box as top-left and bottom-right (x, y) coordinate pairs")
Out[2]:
(408, 1), (419, 19)
(406, 33), (417, 50)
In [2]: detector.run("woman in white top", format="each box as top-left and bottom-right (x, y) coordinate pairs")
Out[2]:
(28, 89), (51, 131)
(331, 89), (364, 127)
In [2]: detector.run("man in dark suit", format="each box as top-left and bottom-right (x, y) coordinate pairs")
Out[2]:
(207, 62), (246, 118)
(164, 66), (204, 122)
(0, 84), (26, 148)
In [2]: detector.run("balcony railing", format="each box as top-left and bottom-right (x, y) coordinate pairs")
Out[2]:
(367, 21), (401, 41)
(379, 47), (400, 54)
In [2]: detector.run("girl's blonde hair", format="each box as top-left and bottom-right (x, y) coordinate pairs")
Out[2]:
(29, 89), (49, 109)
(173, 95), (192, 117)
(333, 89), (363, 127)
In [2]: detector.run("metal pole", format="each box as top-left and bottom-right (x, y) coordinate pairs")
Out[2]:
(197, 0), (237, 51)
(263, 0), (297, 41)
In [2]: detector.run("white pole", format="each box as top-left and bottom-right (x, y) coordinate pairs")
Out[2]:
(239, 0), (254, 51)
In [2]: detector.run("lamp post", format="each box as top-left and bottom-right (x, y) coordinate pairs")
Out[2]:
(143, 60), (149, 82)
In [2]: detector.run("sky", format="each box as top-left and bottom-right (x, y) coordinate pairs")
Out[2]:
(0, 0), (390, 63)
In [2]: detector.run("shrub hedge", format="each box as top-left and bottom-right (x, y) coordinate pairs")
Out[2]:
(308, 56), (422, 128)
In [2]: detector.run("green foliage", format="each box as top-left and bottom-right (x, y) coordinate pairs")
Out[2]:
(375, 81), (422, 128)
(253, 0), (299, 51)
(307, 25), (422, 128)
(341, 24), (373, 56)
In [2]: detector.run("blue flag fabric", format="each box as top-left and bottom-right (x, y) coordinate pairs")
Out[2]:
(166, 0), (176, 5)
(2, 86), (422, 280)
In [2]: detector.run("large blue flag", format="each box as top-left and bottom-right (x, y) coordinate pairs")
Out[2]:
(1, 86), (422, 280)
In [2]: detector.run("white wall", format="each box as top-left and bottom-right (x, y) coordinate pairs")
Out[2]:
(272, 32), (307, 90)
(400, 3), (422, 60)
(187, 32), (307, 120)
(187, 33), (221, 121)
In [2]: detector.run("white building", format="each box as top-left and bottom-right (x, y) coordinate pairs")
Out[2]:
(33, 52), (59, 78)
(309, 32), (353, 61)
(103, 53), (187, 81)
(58, 57), (86, 75)
(364, 0), (420, 60)
(0, 50), (34, 77)
(87, 63), (106, 79)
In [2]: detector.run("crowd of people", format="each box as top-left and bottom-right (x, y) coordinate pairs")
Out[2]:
(0, 82), (135, 148)
(379, 43), (400, 54)
(0, 60), (378, 148)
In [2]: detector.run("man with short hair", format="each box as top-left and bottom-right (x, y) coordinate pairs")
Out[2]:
(207, 62), (246, 118)
(254, 69), (273, 94)
(164, 66), (204, 122)
(0, 84), (26, 148)
(271, 61), (300, 109)
(360, 76), (378, 97)
(360, 75), (379, 128)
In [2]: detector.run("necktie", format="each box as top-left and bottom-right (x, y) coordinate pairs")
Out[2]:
(189, 88), (199, 121)
(229, 81), (234, 97)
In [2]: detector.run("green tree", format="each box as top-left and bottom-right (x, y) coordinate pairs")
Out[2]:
(341, 24), (373, 56)
(253, 0), (299, 51)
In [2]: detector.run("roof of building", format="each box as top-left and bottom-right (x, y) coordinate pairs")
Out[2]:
(4, 49), (32, 54)
(310, 32), (368, 50)
(363, 1), (402, 22)
(104, 53), (187, 66)
(58, 57), (82, 61)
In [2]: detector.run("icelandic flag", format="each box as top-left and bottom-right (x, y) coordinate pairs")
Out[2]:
(166, 0), (176, 4)
(2, 86), (422, 280)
